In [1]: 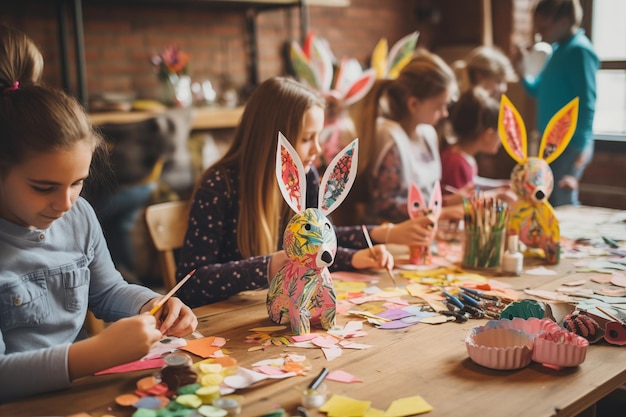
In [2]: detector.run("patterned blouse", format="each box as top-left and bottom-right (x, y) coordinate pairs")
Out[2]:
(177, 164), (370, 308)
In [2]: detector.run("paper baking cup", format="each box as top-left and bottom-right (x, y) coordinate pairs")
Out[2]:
(532, 329), (589, 367)
(466, 328), (534, 370)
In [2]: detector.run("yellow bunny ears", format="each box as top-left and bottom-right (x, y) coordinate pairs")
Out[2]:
(498, 95), (579, 165)
(371, 31), (419, 79)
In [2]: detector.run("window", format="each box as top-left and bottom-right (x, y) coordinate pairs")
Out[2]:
(590, 0), (626, 138)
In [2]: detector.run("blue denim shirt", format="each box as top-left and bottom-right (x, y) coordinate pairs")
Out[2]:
(0, 197), (158, 403)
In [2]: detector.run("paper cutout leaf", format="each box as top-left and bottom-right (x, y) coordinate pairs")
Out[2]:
(538, 97), (579, 164)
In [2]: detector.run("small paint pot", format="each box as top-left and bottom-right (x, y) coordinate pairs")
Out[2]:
(301, 382), (327, 409)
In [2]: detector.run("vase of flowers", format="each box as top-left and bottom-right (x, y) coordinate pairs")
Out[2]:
(152, 45), (192, 107)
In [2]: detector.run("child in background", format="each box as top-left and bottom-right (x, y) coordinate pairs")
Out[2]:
(349, 49), (466, 226)
(452, 45), (514, 100)
(441, 87), (516, 204)
(514, 0), (599, 207)
(0, 82), (197, 403)
(441, 87), (500, 191)
(0, 23), (44, 86)
(177, 76), (436, 308)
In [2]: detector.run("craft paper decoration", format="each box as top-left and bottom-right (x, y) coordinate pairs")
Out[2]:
(407, 181), (442, 264)
(290, 33), (376, 168)
(267, 133), (358, 335)
(371, 31), (420, 80)
(498, 95), (579, 264)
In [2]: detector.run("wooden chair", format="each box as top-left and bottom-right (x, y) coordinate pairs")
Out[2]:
(145, 200), (191, 291)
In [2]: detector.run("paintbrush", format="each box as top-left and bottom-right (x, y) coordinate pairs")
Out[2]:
(149, 269), (196, 315)
(361, 225), (397, 287)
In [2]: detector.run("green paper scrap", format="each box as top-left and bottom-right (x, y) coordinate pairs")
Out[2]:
(384, 396), (433, 416)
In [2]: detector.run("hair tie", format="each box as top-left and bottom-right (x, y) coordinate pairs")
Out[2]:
(3, 81), (19, 93)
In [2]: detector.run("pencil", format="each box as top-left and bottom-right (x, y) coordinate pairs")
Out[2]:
(149, 269), (196, 315)
(361, 225), (397, 286)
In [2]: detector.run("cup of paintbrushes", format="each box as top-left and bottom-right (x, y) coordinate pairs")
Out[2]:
(461, 197), (509, 270)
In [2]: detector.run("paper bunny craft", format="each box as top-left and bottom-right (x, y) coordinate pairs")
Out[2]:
(498, 94), (579, 265)
(290, 33), (375, 169)
(407, 181), (442, 265)
(267, 132), (358, 335)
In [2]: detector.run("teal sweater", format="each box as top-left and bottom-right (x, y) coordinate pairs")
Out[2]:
(523, 29), (600, 151)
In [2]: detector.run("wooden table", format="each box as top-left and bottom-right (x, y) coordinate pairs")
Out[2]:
(2, 206), (625, 417)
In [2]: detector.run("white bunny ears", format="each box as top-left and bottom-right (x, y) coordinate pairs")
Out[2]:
(276, 132), (358, 216)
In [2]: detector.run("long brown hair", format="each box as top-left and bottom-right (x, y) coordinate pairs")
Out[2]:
(353, 49), (455, 178)
(207, 76), (325, 258)
(0, 85), (101, 177)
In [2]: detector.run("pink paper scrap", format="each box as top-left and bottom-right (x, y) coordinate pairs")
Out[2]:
(327, 370), (363, 383)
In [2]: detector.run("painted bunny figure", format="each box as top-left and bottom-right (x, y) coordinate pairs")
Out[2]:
(498, 95), (579, 265)
(407, 181), (442, 265)
(267, 132), (358, 335)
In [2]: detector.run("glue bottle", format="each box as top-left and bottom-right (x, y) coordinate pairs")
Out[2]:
(502, 234), (523, 276)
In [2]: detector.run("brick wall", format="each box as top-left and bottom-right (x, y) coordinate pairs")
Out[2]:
(4, 0), (418, 100)
(3, 0), (624, 209)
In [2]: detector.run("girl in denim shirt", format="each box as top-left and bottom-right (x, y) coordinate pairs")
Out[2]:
(0, 81), (197, 402)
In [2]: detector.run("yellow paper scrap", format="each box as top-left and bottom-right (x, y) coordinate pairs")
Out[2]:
(376, 288), (409, 298)
(364, 408), (386, 417)
(321, 394), (372, 417)
(384, 396), (433, 416)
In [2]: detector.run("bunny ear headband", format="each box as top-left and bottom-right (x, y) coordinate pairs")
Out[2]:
(276, 132), (358, 216)
(290, 32), (377, 106)
(371, 31), (420, 80)
(498, 94), (579, 165)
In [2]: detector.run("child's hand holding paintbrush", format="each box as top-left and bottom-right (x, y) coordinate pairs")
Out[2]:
(361, 225), (397, 286)
(140, 269), (198, 337)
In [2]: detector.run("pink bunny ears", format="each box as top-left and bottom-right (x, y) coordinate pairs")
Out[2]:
(276, 132), (358, 216)
(407, 181), (442, 221)
(498, 94), (579, 165)
(290, 33), (376, 107)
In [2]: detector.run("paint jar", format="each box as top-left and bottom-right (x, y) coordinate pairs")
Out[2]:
(213, 395), (243, 415)
(158, 352), (197, 390)
(502, 235), (524, 276)
(301, 382), (328, 409)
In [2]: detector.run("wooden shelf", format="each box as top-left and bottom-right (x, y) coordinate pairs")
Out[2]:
(90, 106), (244, 130)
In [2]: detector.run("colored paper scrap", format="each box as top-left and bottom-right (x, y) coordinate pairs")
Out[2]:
(384, 395), (432, 416)
(376, 309), (413, 320)
(377, 320), (418, 329)
(525, 266), (558, 276)
(322, 345), (343, 361)
(320, 394), (372, 417)
(327, 370), (363, 383)
(180, 336), (221, 358)
(95, 358), (165, 375)
(143, 336), (187, 360)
